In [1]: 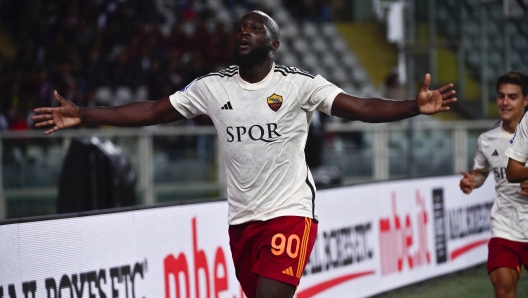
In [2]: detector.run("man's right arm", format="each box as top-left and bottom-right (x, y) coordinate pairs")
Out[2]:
(79, 96), (184, 126)
(33, 91), (185, 134)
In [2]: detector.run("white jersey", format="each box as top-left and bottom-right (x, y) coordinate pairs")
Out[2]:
(169, 64), (343, 225)
(475, 121), (528, 242)
(506, 111), (528, 164)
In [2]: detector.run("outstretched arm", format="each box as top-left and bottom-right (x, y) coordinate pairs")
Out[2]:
(332, 74), (456, 122)
(32, 91), (185, 134)
(506, 158), (528, 183)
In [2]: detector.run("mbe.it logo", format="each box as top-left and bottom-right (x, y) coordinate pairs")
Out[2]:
(378, 191), (431, 275)
(164, 218), (244, 298)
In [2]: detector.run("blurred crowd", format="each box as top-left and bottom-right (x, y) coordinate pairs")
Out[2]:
(0, 0), (339, 164)
(284, 0), (333, 23)
(0, 0), (337, 133)
(0, 0), (240, 132)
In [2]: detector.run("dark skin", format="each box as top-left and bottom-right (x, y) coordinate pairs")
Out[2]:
(32, 11), (457, 298)
(507, 158), (528, 183)
(234, 12), (279, 83)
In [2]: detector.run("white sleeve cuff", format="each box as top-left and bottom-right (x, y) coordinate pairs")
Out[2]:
(169, 92), (193, 119)
(505, 147), (528, 163)
(323, 88), (344, 116)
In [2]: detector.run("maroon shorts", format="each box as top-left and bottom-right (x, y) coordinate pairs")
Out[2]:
(228, 216), (318, 298)
(487, 237), (528, 274)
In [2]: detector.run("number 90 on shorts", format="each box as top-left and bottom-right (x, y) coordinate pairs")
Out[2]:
(271, 233), (300, 258)
(228, 216), (319, 290)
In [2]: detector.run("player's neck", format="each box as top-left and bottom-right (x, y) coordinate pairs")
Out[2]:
(502, 120), (517, 134)
(238, 59), (274, 83)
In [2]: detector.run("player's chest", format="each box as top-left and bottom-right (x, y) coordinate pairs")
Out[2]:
(483, 138), (510, 167)
(211, 88), (299, 123)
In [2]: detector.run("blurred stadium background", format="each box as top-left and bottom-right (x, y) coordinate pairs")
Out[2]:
(0, 0), (527, 296)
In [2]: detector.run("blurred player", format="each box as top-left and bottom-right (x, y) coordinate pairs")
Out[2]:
(459, 71), (528, 298)
(32, 11), (456, 298)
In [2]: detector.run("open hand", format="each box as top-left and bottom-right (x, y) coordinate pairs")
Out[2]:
(459, 171), (475, 194)
(32, 91), (81, 134)
(417, 74), (457, 115)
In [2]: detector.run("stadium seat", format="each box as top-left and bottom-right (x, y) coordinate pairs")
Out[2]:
(321, 23), (340, 40)
(278, 54), (298, 67)
(135, 86), (149, 102)
(331, 39), (350, 54)
(215, 9), (232, 25)
(311, 39), (328, 55)
(114, 87), (134, 106)
(279, 24), (299, 40)
(437, 0), (528, 98)
(322, 55), (339, 70)
(94, 87), (113, 106)
(331, 68), (348, 84)
(301, 22), (319, 38)
(341, 54), (358, 68)
(292, 38), (309, 53)
(301, 53), (318, 73)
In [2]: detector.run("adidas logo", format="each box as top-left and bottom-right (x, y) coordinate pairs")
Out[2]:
(282, 266), (294, 276)
(221, 101), (233, 110)
(492, 150), (499, 156)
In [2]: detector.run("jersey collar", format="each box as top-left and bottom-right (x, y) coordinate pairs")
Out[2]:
(235, 63), (275, 90)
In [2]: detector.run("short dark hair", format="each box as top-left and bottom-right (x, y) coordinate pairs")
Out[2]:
(496, 71), (528, 96)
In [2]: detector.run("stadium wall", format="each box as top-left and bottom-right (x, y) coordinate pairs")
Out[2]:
(0, 175), (494, 298)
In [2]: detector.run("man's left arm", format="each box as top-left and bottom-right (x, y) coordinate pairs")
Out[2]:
(505, 111), (528, 183)
(506, 158), (528, 183)
(331, 74), (456, 122)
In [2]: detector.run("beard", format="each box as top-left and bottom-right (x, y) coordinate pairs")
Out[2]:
(233, 43), (270, 67)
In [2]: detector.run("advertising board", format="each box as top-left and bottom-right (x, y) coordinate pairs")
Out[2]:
(0, 175), (494, 297)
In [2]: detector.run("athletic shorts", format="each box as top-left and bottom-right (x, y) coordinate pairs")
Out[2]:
(228, 216), (318, 298)
(487, 237), (528, 274)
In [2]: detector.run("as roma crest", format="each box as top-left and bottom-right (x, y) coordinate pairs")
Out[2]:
(267, 93), (283, 112)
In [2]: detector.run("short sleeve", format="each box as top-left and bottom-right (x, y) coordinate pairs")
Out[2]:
(473, 135), (489, 171)
(505, 113), (528, 163)
(299, 75), (343, 116)
(169, 79), (208, 119)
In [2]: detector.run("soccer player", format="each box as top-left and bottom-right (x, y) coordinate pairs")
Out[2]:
(459, 71), (528, 298)
(32, 11), (456, 298)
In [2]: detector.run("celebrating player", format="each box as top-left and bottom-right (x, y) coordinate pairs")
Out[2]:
(459, 71), (528, 298)
(32, 11), (456, 298)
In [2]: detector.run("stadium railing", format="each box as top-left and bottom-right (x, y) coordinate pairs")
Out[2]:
(0, 119), (497, 220)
